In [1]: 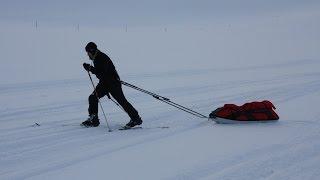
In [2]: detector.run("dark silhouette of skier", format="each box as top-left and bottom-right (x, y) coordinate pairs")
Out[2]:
(82, 42), (142, 128)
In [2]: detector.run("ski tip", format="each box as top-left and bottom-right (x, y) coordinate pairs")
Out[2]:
(161, 126), (169, 129)
(31, 123), (41, 127)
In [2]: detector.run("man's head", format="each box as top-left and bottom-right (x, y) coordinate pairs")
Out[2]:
(85, 42), (98, 60)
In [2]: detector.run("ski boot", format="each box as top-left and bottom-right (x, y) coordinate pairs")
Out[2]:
(81, 114), (100, 127)
(123, 117), (143, 129)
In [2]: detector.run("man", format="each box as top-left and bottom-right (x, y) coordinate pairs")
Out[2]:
(82, 42), (142, 128)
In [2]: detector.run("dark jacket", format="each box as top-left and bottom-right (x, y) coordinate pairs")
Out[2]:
(90, 50), (120, 85)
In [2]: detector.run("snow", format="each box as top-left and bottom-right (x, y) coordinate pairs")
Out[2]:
(1, 1), (320, 180)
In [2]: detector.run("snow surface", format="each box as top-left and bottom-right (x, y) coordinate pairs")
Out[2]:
(1, 1), (320, 180)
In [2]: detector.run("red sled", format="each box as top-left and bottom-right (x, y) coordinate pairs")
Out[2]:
(209, 100), (279, 124)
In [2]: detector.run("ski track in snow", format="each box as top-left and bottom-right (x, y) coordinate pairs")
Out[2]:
(167, 129), (320, 180)
(1, 59), (320, 179)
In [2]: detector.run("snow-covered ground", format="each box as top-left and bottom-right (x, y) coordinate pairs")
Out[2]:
(1, 1), (320, 180)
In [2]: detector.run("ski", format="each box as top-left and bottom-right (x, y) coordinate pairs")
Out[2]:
(32, 122), (169, 131)
(118, 126), (169, 131)
(118, 126), (143, 130)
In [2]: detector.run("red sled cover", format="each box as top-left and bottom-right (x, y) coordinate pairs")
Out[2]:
(209, 100), (279, 122)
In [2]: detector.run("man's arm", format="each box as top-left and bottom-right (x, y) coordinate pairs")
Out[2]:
(92, 60), (107, 75)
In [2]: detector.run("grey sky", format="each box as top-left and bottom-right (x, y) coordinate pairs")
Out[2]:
(1, 0), (319, 27)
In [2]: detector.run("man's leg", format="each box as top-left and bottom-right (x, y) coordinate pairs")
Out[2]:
(83, 83), (109, 127)
(109, 83), (140, 121)
(88, 83), (109, 116)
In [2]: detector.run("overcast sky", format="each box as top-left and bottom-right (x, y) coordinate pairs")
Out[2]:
(1, 0), (319, 27)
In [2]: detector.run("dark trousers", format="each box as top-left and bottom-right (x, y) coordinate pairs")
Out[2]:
(88, 82), (140, 120)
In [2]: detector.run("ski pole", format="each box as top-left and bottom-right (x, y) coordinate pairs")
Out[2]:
(87, 71), (112, 132)
(120, 80), (208, 119)
(110, 96), (126, 113)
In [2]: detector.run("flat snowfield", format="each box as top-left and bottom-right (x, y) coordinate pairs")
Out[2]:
(1, 58), (320, 180)
(1, 1), (320, 179)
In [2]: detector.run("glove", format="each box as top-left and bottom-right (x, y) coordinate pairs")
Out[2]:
(83, 63), (92, 72)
